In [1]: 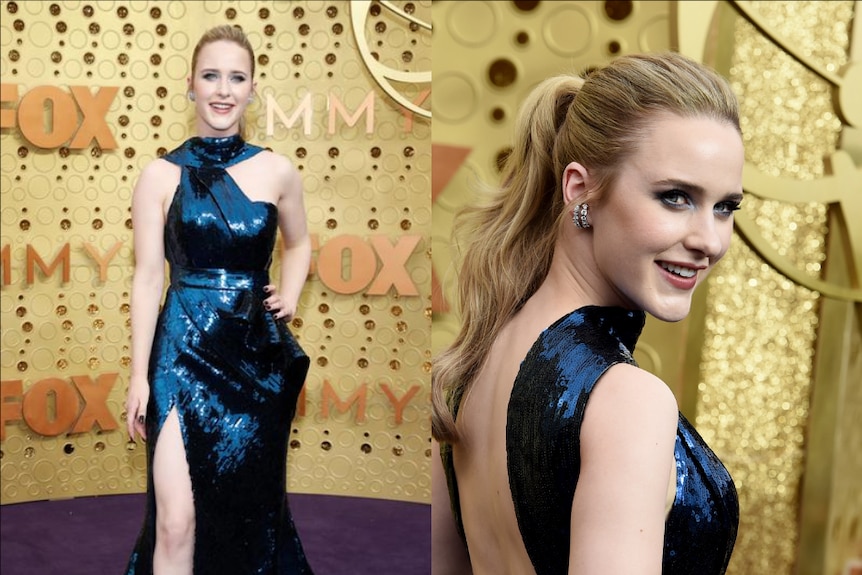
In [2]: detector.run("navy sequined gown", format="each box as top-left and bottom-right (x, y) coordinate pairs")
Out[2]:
(441, 306), (739, 574)
(125, 135), (313, 574)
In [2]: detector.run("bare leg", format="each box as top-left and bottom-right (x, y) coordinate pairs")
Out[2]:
(153, 408), (195, 574)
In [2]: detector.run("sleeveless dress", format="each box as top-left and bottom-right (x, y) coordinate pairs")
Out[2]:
(125, 135), (313, 574)
(441, 306), (739, 574)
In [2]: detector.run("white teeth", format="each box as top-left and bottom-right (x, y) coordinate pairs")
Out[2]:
(660, 263), (696, 278)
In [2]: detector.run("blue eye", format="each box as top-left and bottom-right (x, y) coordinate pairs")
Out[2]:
(715, 201), (742, 217)
(659, 190), (690, 207)
(202, 72), (217, 80)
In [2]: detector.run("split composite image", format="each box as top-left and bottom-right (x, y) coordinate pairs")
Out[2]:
(0, 2), (859, 574)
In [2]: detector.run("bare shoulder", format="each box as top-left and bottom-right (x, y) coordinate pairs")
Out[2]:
(254, 149), (300, 179)
(133, 158), (180, 199)
(585, 363), (679, 439)
(139, 157), (180, 180)
(250, 149), (302, 196)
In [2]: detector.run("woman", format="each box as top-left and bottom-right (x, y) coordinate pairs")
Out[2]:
(124, 25), (313, 574)
(432, 52), (743, 575)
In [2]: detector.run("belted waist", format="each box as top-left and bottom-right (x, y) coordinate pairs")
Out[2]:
(167, 266), (287, 353)
(170, 266), (269, 290)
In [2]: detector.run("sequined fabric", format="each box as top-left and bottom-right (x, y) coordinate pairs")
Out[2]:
(125, 135), (313, 575)
(441, 306), (738, 574)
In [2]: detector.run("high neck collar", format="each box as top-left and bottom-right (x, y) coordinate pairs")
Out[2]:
(162, 134), (262, 169)
(559, 305), (646, 353)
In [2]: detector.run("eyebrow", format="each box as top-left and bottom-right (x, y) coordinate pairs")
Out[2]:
(653, 178), (744, 203)
(199, 68), (248, 75)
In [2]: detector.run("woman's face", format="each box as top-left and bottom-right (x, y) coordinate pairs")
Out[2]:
(189, 40), (254, 137)
(588, 113), (744, 322)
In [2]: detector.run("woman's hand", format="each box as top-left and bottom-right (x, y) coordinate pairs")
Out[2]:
(125, 375), (150, 442)
(263, 284), (296, 321)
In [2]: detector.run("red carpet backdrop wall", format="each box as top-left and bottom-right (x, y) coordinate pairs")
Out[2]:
(0, 0), (431, 505)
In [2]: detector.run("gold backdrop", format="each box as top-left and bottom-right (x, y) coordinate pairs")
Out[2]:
(0, 1), (432, 505)
(432, 1), (860, 574)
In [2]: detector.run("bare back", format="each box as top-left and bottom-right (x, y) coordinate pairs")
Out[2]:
(452, 307), (555, 574)
(451, 299), (679, 575)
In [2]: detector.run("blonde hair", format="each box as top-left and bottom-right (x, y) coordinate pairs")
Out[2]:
(190, 25), (255, 138)
(432, 52), (740, 443)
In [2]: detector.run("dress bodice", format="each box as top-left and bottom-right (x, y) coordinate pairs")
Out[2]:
(441, 306), (739, 575)
(162, 135), (276, 271)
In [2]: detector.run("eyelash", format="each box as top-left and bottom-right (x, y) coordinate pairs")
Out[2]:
(201, 72), (247, 82)
(659, 190), (742, 217)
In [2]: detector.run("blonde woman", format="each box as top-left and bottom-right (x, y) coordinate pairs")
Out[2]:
(124, 25), (312, 574)
(433, 52), (743, 575)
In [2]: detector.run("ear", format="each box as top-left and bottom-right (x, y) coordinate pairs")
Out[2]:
(186, 76), (192, 91)
(562, 161), (589, 206)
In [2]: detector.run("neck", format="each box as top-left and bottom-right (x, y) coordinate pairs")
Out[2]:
(529, 232), (620, 316)
(195, 119), (241, 139)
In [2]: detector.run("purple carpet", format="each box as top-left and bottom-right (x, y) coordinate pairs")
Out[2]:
(0, 493), (430, 574)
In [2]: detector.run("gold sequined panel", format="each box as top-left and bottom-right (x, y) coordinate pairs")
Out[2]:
(697, 2), (854, 574)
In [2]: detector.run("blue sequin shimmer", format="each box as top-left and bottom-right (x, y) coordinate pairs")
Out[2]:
(125, 135), (313, 574)
(441, 306), (738, 574)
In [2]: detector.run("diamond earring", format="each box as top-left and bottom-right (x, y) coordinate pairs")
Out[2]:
(573, 203), (591, 229)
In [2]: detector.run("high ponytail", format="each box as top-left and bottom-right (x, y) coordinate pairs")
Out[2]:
(432, 52), (739, 443)
(431, 76), (585, 442)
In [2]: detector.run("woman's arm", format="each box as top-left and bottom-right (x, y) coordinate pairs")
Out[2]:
(265, 156), (310, 321)
(125, 160), (176, 441)
(567, 363), (678, 575)
(432, 440), (473, 575)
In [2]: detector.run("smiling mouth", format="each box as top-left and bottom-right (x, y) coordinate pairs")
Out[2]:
(211, 103), (233, 111)
(659, 262), (697, 278)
